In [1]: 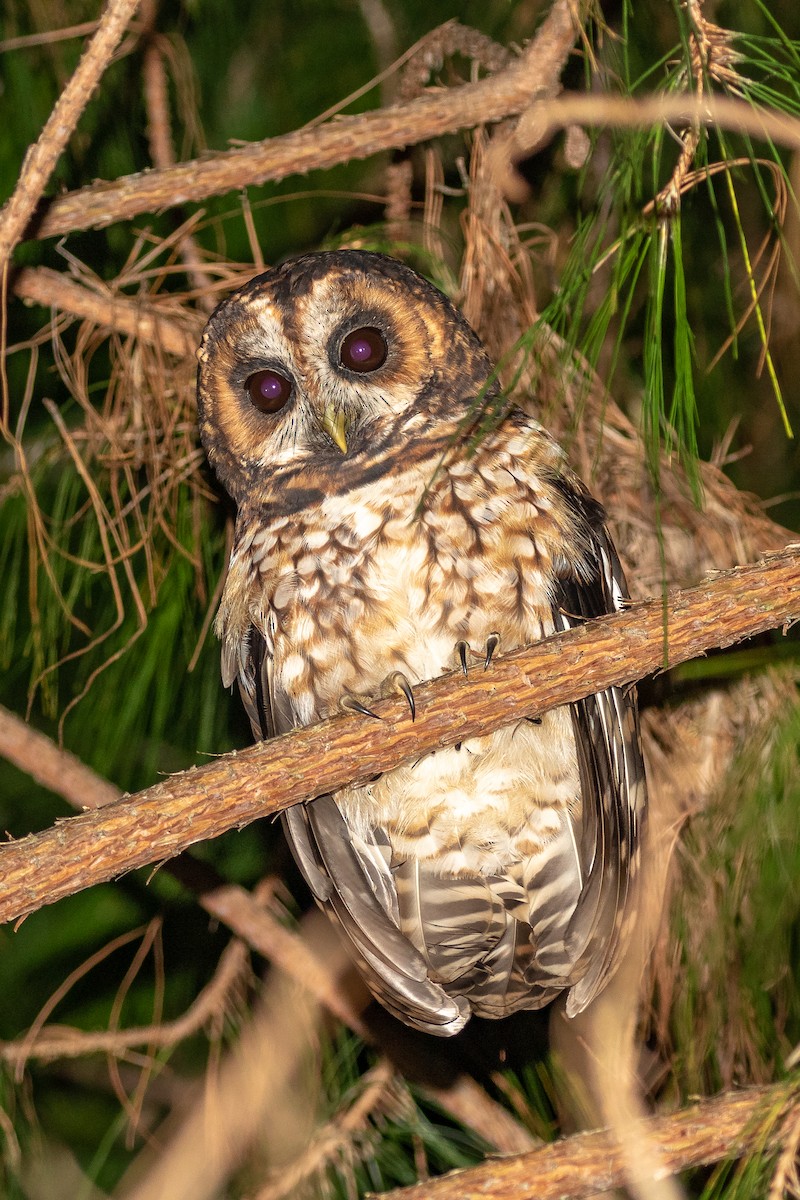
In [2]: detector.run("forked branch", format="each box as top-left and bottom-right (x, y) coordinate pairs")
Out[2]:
(0, 545), (798, 928)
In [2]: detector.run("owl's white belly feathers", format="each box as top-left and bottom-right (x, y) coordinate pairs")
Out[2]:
(264, 471), (580, 877)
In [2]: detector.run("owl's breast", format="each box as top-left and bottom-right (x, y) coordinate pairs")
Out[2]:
(266, 465), (555, 708)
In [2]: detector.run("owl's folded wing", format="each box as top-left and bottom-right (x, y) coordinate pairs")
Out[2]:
(283, 797), (471, 1034)
(550, 498), (647, 1016)
(233, 625), (472, 1035)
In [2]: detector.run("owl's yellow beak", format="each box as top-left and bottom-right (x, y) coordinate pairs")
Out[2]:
(320, 404), (348, 454)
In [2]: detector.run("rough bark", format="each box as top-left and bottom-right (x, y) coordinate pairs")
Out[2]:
(1, 545), (797, 927)
(377, 1084), (794, 1200)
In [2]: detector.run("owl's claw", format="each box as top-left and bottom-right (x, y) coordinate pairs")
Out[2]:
(484, 632), (500, 671)
(341, 673), (416, 723)
(385, 671), (416, 723)
(341, 694), (382, 721)
(455, 633), (501, 674)
(456, 640), (469, 677)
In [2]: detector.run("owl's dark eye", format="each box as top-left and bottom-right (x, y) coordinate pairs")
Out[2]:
(245, 369), (293, 414)
(340, 327), (387, 373)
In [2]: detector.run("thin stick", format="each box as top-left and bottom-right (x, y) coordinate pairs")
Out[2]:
(0, 706), (536, 1154)
(0, 545), (798, 927)
(0, 703), (364, 1032)
(0, 0), (141, 271)
(13, 265), (198, 357)
(0, 935), (249, 1066)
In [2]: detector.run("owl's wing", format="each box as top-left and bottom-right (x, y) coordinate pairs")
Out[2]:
(283, 797), (471, 1034)
(224, 626), (292, 742)
(549, 491), (647, 1017)
(235, 625), (471, 1036)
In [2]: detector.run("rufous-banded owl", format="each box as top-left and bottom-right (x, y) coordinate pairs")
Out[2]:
(197, 250), (647, 1036)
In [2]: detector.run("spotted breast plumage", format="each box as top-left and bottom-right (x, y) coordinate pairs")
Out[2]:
(196, 250), (647, 1036)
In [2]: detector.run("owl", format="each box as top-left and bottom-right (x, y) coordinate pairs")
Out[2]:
(197, 250), (647, 1036)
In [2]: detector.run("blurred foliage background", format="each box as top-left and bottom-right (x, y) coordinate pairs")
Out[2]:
(0, 0), (799, 1196)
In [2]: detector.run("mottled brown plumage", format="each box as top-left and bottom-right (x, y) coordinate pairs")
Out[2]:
(197, 250), (647, 1035)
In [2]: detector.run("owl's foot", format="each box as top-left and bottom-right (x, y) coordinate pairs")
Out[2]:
(455, 632), (500, 675)
(340, 671), (416, 723)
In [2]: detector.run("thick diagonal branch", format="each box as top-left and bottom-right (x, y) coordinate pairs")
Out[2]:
(375, 1083), (795, 1200)
(0, 545), (797, 928)
(25, 90), (800, 243)
(27, 0), (581, 240)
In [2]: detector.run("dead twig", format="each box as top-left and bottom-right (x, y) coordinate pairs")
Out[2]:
(0, 933), (249, 1068)
(0, 0), (141, 271)
(13, 265), (199, 358)
(0, 545), (798, 927)
(0, 705), (535, 1155)
(0, 700), (364, 1032)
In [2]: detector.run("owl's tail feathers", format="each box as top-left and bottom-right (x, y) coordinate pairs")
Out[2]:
(282, 797), (470, 1036)
(393, 859), (565, 1019)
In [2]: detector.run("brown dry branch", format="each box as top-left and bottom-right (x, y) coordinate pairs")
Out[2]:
(0, 701), (119, 809)
(0, 0), (141, 271)
(13, 265), (199, 358)
(0, 703), (364, 1032)
(0, 933), (249, 1068)
(0, 545), (798, 928)
(139, 0), (215, 306)
(26, 0), (583, 241)
(489, 91), (800, 195)
(377, 1083), (796, 1200)
(23, 88), (800, 245)
(0, 21), (102, 54)
(0, 702), (535, 1156)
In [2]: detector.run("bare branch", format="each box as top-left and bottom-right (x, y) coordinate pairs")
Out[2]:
(0, 0), (141, 270)
(376, 1084), (795, 1200)
(0, 706), (536, 1152)
(0, 703), (365, 1032)
(0, 934), (249, 1066)
(0, 545), (798, 928)
(13, 265), (199, 357)
(22, 88), (800, 244)
(27, 0), (582, 240)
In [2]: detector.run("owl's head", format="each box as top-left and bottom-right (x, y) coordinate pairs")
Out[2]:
(196, 251), (492, 504)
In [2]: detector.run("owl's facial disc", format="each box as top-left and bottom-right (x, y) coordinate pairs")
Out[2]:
(197, 250), (492, 500)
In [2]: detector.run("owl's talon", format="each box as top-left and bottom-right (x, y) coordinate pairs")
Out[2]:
(484, 631), (500, 671)
(386, 671), (416, 722)
(341, 694), (382, 721)
(456, 640), (469, 676)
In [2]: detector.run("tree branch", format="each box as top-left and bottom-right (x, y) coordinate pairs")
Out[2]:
(0, 545), (797, 928)
(0, 705), (537, 1155)
(25, 0), (581, 240)
(13, 265), (199, 357)
(376, 1084), (794, 1200)
(0, 0), (141, 270)
(23, 89), (800, 244)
